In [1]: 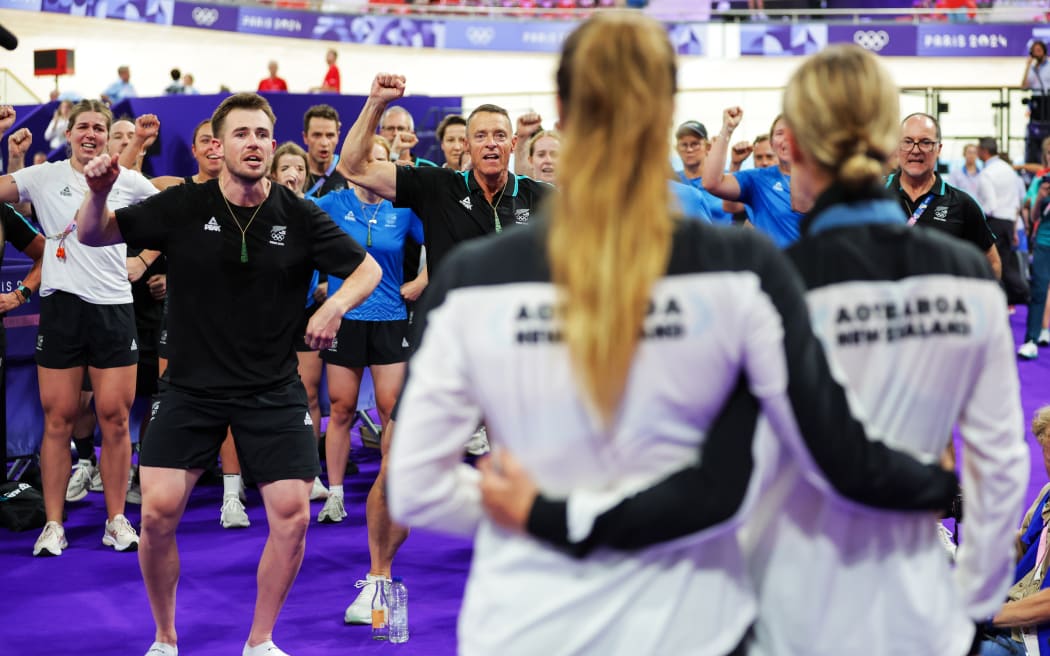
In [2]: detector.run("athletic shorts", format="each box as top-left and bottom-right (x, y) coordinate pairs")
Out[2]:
(320, 318), (409, 368)
(294, 304), (319, 353)
(36, 291), (139, 370)
(139, 379), (320, 483)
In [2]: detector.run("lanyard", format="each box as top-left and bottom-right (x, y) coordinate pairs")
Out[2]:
(306, 154), (340, 197)
(906, 193), (934, 226)
(47, 220), (77, 260)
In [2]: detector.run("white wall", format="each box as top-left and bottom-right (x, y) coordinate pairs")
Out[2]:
(0, 8), (1036, 160)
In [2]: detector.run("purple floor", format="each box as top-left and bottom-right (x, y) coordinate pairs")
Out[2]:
(1, 439), (471, 656)
(2, 310), (1049, 656)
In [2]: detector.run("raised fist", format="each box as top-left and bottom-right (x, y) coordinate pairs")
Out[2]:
(134, 114), (160, 142)
(730, 141), (753, 165)
(370, 73), (406, 103)
(516, 112), (542, 138)
(0, 105), (14, 135)
(83, 154), (121, 194)
(391, 130), (419, 157)
(722, 106), (744, 133)
(8, 128), (32, 158)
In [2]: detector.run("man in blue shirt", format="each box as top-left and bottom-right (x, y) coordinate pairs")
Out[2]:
(673, 120), (733, 224)
(101, 66), (136, 106)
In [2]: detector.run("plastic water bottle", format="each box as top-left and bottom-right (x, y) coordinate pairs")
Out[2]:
(371, 579), (389, 641)
(388, 576), (409, 644)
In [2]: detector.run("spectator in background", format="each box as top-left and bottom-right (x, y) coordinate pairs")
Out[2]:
(977, 405), (1050, 654)
(1019, 176), (1050, 360)
(163, 69), (183, 96)
(949, 143), (982, 200)
(436, 114), (467, 170)
(513, 112), (543, 178)
(527, 129), (559, 185)
(886, 113), (1000, 279)
(258, 60), (289, 93)
(380, 106), (435, 167)
(976, 136), (1026, 305)
(102, 66), (136, 105)
(674, 120), (733, 224)
(724, 132), (777, 224)
(272, 142), (309, 197)
(1023, 40), (1050, 122)
(311, 49), (341, 94)
(303, 104), (348, 198)
(32, 152), (48, 166)
(44, 100), (72, 151)
(181, 74), (200, 96)
(703, 110), (806, 243)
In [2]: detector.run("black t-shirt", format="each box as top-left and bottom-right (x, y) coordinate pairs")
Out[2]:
(394, 166), (552, 275)
(115, 179), (367, 397)
(887, 171), (995, 252)
(305, 168), (348, 199)
(0, 203), (40, 349)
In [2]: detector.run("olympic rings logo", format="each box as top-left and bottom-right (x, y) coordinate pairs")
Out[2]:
(192, 7), (220, 27)
(853, 30), (890, 52)
(466, 27), (495, 46)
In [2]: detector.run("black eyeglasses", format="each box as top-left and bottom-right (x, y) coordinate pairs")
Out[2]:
(899, 138), (939, 153)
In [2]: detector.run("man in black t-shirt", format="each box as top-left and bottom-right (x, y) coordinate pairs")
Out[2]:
(75, 93), (381, 656)
(0, 202), (43, 483)
(888, 113), (1000, 278)
(329, 72), (552, 627)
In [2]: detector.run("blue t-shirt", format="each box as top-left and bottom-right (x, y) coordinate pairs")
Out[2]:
(675, 172), (733, 225)
(734, 166), (803, 248)
(314, 189), (424, 321)
(669, 181), (712, 223)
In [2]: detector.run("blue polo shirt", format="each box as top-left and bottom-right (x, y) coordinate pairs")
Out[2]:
(670, 181), (712, 223)
(675, 171), (733, 224)
(314, 189), (424, 321)
(735, 166), (803, 248)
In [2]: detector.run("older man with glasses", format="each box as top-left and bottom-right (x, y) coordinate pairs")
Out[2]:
(886, 112), (1001, 279)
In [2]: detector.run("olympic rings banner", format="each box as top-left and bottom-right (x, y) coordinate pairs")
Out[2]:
(0, 0), (1043, 58)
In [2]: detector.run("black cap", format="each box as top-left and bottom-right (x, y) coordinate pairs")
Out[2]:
(675, 120), (708, 140)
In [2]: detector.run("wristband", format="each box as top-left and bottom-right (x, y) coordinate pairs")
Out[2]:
(137, 254), (149, 268)
(16, 282), (31, 303)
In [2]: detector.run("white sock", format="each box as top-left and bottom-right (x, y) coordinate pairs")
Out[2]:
(223, 474), (242, 499)
(243, 640), (287, 656)
(329, 484), (344, 498)
(145, 641), (178, 656)
(78, 458), (92, 468)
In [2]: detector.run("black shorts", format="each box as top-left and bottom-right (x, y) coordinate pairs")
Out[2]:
(320, 318), (409, 368)
(294, 304), (319, 353)
(36, 291), (139, 370)
(140, 380), (320, 482)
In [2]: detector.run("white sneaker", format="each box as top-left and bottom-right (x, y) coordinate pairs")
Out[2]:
(317, 494), (347, 523)
(89, 467), (104, 492)
(33, 521), (67, 557)
(66, 461), (97, 502)
(1019, 341), (1039, 360)
(1039, 329), (1050, 347)
(465, 426), (490, 456)
(220, 496), (251, 529)
(144, 642), (178, 656)
(242, 640), (289, 656)
(344, 574), (391, 624)
(310, 476), (329, 501)
(937, 523), (957, 562)
(103, 514), (140, 552)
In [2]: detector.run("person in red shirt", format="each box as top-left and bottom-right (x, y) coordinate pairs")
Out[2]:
(258, 60), (289, 93)
(311, 50), (340, 94)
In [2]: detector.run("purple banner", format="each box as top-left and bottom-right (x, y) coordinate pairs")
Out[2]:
(443, 19), (577, 53)
(172, 2), (239, 32)
(311, 15), (442, 47)
(666, 23), (707, 56)
(41, 0), (171, 22)
(0, 0), (41, 10)
(828, 24), (918, 56)
(236, 7), (318, 38)
(916, 24), (1035, 57)
(740, 24), (828, 56)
